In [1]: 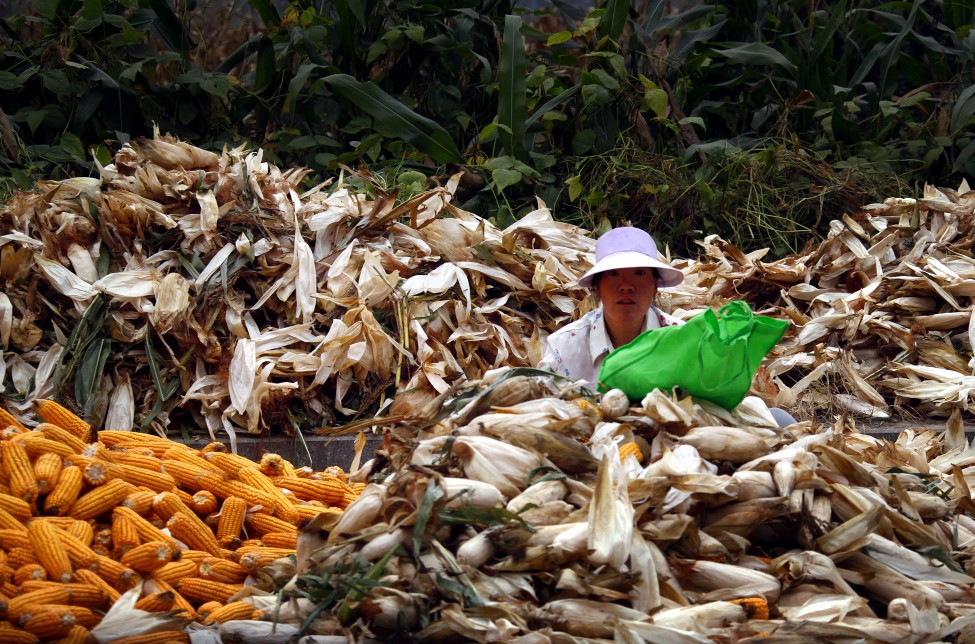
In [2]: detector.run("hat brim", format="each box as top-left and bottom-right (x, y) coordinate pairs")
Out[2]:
(577, 251), (684, 289)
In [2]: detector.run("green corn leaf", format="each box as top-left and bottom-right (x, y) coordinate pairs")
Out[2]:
(950, 85), (975, 136)
(75, 337), (111, 409)
(323, 74), (461, 163)
(143, 0), (195, 54)
(244, 0), (280, 28)
(499, 15), (527, 161)
(711, 42), (798, 76)
(597, 0), (629, 41)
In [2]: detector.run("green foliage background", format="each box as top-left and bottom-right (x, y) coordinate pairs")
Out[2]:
(2, 0), (975, 257)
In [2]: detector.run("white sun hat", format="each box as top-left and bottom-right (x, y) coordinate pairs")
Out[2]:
(577, 227), (684, 289)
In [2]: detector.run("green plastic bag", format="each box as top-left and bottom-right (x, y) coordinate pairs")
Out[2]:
(597, 301), (789, 409)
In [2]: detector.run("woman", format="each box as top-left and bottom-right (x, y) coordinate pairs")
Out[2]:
(540, 227), (796, 427)
(539, 227), (683, 386)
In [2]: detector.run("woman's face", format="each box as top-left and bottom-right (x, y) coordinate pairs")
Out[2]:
(596, 267), (658, 327)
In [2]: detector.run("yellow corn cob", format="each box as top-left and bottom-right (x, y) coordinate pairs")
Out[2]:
(59, 519), (94, 547)
(166, 512), (222, 556)
(112, 507), (179, 549)
(0, 506), (27, 532)
(6, 547), (39, 569)
(8, 588), (78, 619)
(28, 519), (73, 583)
(17, 581), (109, 608)
(111, 513), (140, 556)
(152, 491), (196, 522)
(81, 441), (117, 462)
(112, 631), (191, 644)
(189, 490), (218, 516)
(32, 453), (63, 495)
(149, 558), (198, 585)
(175, 577), (242, 604)
(291, 503), (332, 522)
(0, 625), (39, 643)
(19, 433), (76, 459)
(160, 445), (211, 468)
(237, 547), (296, 571)
(120, 489), (156, 516)
(71, 569), (121, 604)
(198, 442), (227, 455)
(203, 451), (257, 475)
(14, 563), (48, 585)
(196, 473), (277, 512)
(198, 557), (247, 584)
(68, 479), (132, 520)
(0, 406), (27, 431)
(19, 605), (80, 640)
(55, 624), (91, 644)
(271, 476), (349, 505)
(293, 466), (315, 478)
(0, 426), (28, 442)
(350, 481), (366, 495)
(618, 441), (643, 463)
(322, 465), (346, 480)
(728, 596), (770, 620)
(215, 496), (246, 546)
(49, 525), (99, 573)
(145, 578), (195, 619)
(238, 538), (263, 549)
(61, 455), (123, 486)
(90, 553), (140, 590)
(259, 452), (296, 477)
(36, 423), (87, 455)
(195, 600), (222, 621)
(96, 431), (172, 449)
(202, 600), (254, 624)
(133, 589), (176, 612)
(44, 467), (84, 516)
(260, 531), (298, 549)
(245, 512), (297, 536)
(158, 460), (208, 490)
(34, 400), (91, 441)
(120, 541), (180, 573)
(3, 440), (38, 502)
(119, 464), (177, 493)
(0, 529), (30, 549)
(110, 451), (163, 471)
(237, 466), (299, 523)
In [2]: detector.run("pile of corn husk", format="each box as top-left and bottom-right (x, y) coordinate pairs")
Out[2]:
(2, 130), (975, 439)
(199, 371), (975, 643)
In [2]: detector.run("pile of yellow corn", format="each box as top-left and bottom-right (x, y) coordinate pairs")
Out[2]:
(0, 400), (362, 643)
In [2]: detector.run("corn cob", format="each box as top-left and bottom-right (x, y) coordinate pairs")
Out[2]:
(322, 465), (346, 480)
(292, 503), (333, 522)
(198, 557), (248, 584)
(195, 600), (222, 621)
(97, 431), (173, 449)
(198, 442), (227, 455)
(175, 577), (242, 604)
(36, 423), (87, 454)
(260, 531), (298, 549)
(133, 589), (176, 612)
(149, 558), (198, 585)
(175, 488), (195, 506)
(145, 578), (195, 619)
(28, 519), (73, 583)
(68, 479), (132, 520)
(160, 446), (211, 469)
(90, 554), (140, 591)
(237, 466), (299, 523)
(215, 496), (246, 547)
(49, 526), (99, 573)
(0, 506), (27, 531)
(202, 600), (254, 624)
(0, 626), (39, 643)
(17, 581), (109, 608)
(110, 451), (163, 471)
(56, 518), (95, 546)
(119, 540), (180, 573)
(618, 441), (643, 463)
(111, 513), (140, 556)
(196, 473), (277, 512)
(259, 452), (296, 477)
(8, 588), (81, 619)
(56, 624), (91, 644)
(271, 476), (349, 505)
(81, 441), (117, 462)
(19, 433), (76, 459)
(204, 451), (259, 475)
(71, 569), (121, 604)
(120, 490), (155, 516)
(119, 464), (177, 492)
(19, 604), (82, 640)
(111, 631), (190, 644)
(13, 563), (48, 585)
(3, 440), (38, 502)
(166, 512), (223, 556)
(158, 460), (208, 490)
(0, 426), (28, 442)
(32, 452), (62, 494)
(0, 529), (30, 549)
(728, 596), (770, 620)
(44, 467), (84, 516)
(189, 490), (218, 516)
(237, 547), (296, 571)
(34, 400), (91, 441)
(6, 547), (39, 569)
(245, 511), (298, 536)
(0, 407), (27, 432)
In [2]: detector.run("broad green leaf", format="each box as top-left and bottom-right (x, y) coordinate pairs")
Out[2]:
(492, 168), (523, 191)
(324, 75), (461, 163)
(644, 87), (668, 117)
(286, 62), (321, 113)
(566, 175), (583, 201)
(59, 133), (87, 163)
(548, 31), (573, 45)
(951, 85), (975, 135)
(711, 42), (798, 76)
(499, 15), (527, 160)
(245, 0), (280, 28)
(597, 0), (629, 41)
(525, 84), (580, 133)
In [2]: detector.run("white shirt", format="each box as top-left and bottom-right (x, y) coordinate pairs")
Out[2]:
(538, 305), (682, 387)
